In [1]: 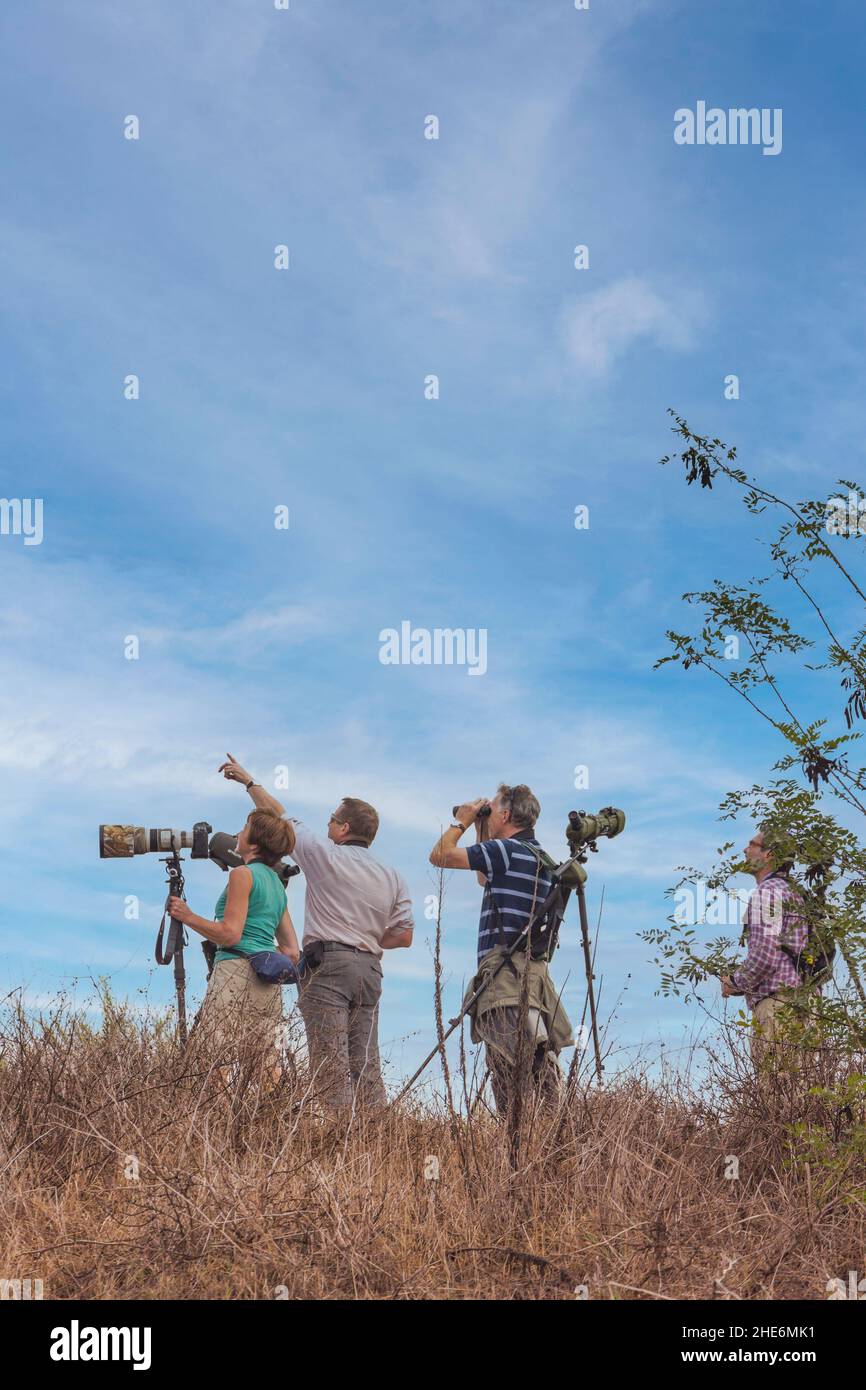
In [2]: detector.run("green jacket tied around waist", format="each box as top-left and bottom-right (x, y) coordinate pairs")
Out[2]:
(462, 947), (575, 1054)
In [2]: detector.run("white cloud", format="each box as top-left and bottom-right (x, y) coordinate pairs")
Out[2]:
(561, 276), (704, 377)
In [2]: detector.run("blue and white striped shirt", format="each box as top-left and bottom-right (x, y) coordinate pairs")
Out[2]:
(466, 833), (552, 963)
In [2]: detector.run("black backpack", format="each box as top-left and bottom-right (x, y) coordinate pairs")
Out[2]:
(776, 881), (836, 987)
(490, 841), (569, 962)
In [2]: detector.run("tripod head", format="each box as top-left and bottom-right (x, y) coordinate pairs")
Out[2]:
(159, 845), (186, 903)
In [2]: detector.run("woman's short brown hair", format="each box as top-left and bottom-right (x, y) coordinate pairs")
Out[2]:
(246, 811), (295, 867)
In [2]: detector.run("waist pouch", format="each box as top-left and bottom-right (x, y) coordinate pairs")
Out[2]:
(222, 947), (301, 985)
(300, 940), (325, 973)
(249, 950), (301, 985)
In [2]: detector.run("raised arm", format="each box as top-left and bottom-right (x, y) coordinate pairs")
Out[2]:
(429, 799), (487, 870)
(218, 753), (286, 817)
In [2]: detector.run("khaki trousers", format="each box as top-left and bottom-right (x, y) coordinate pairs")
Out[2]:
(194, 957), (283, 1065)
(751, 993), (797, 1072)
(298, 945), (386, 1111)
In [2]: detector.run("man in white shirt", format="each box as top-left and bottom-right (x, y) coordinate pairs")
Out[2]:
(218, 755), (414, 1111)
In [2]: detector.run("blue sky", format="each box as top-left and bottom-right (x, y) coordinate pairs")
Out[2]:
(2, 0), (866, 1091)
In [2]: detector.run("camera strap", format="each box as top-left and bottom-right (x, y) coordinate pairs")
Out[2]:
(155, 893), (187, 966)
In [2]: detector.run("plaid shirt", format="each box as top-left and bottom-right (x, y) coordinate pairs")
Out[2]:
(731, 872), (808, 1009)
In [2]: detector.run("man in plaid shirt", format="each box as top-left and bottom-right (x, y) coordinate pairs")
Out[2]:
(721, 828), (809, 1067)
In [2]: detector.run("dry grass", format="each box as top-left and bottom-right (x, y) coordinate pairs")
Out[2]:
(1, 992), (865, 1301)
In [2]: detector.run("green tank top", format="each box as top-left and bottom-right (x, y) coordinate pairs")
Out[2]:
(213, 860), (286, 964)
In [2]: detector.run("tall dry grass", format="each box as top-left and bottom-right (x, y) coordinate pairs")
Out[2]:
(1, 990), (864, 1300)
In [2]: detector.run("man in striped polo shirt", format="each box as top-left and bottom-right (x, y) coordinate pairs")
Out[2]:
(430, 783), (573, 1113)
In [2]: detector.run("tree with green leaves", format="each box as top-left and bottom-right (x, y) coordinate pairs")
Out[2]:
(643, 411), (866, 1053)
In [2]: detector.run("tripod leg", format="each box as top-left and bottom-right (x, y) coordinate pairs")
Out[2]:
(174, 945), (188, 1049)
(576, 878), (603, 1085)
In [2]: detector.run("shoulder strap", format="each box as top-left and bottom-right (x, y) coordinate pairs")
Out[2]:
(492, 834), (553, 945)
(521, 842), (570, 959)
(482, 839), (554, 949)
(520, 841), (558, 875)
(201, 940), (248, 982)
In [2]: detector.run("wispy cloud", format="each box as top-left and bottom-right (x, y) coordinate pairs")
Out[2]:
(561, 276), (704, 377)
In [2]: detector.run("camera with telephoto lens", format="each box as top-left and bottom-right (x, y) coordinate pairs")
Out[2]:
(98, 821), (299, 885)
(99, 821), (216, 860)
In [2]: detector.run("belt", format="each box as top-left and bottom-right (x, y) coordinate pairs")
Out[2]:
(319, 941), (375, 955)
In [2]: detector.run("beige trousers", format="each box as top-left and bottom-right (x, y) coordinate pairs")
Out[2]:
(751, 994), (796, 1072)
(195, 957), (283, 1065)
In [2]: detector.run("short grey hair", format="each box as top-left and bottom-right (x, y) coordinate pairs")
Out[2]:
(497, 783), (540, 830)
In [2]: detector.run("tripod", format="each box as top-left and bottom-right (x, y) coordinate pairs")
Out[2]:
(154, 837), (189, 1047)
(572, 854), (604, 1085)
(395, 838), (605, 1104)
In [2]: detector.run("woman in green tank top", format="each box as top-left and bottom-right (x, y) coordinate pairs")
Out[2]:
(168, 811), (300, 1069)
